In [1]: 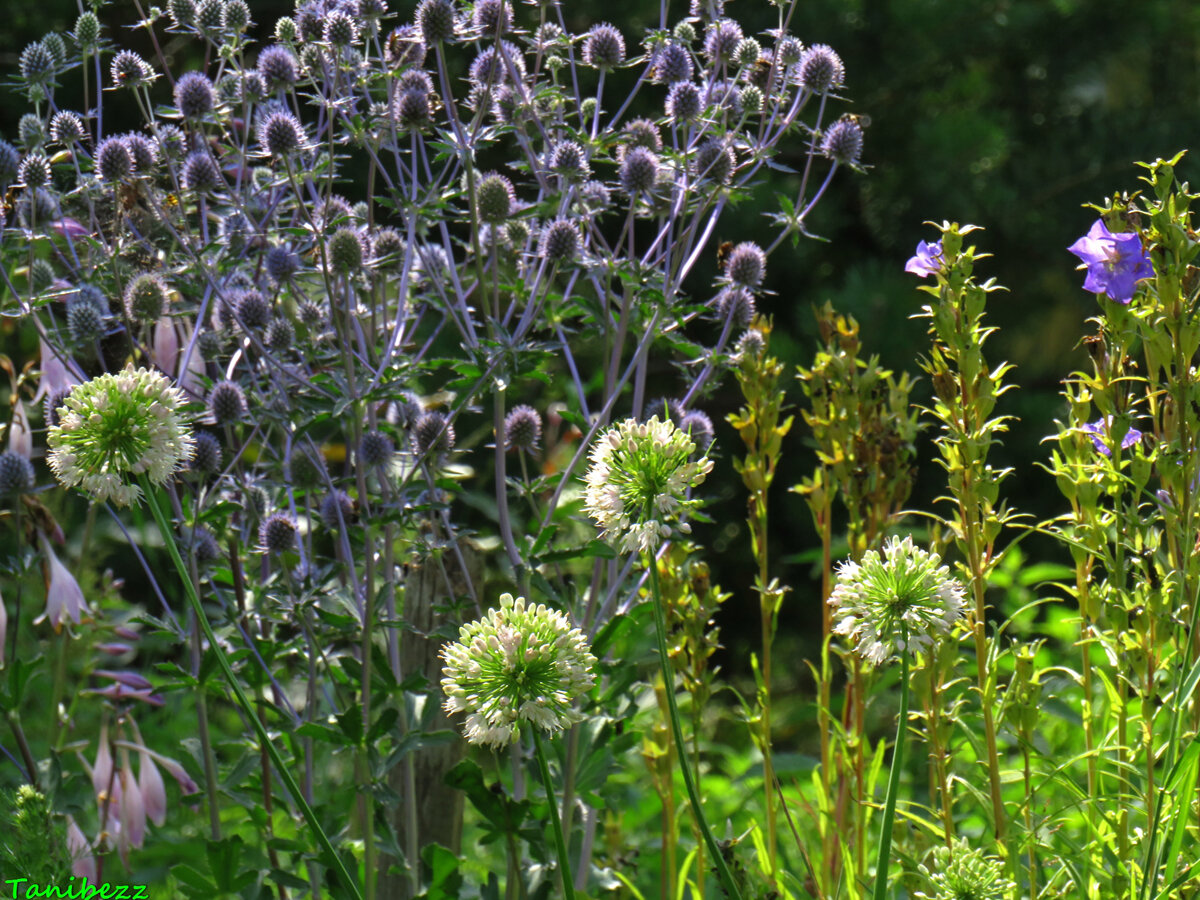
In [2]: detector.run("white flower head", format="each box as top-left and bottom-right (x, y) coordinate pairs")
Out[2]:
(583, 416), (713, 555)
(46, 365), (195, 507)
(828, 535), (966, 666)
(441, 593), (597, 749)
(914, 839), (1015, 900)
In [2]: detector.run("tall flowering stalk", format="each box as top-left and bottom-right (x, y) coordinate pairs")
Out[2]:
(907, 223), (1016, 848)
(583, 416), (741, 900)
(727, 317), (792, 880)
(827, 535), (966, 899)
(794, 303), (919, 888)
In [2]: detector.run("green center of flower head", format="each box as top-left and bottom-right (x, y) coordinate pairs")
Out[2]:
(441, 593), (597, 749)
(583, 416), (714, 556)
(46, 365), (195, 507)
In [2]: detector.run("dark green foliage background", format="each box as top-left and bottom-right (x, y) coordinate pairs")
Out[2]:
(1, 0), (1196, 701)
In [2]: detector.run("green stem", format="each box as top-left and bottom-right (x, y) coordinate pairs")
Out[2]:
(647, 558), (742, 900)
(532, 729), (576, 900)
(140, 479), (362, 900)
(870, 636), (909, 900)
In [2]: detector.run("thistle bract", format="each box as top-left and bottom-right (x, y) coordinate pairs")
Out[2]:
(828, 535), (965, 665)
(584, 416), (713, 555)
(441, 593), (597, 748)
(47, 366), (195, 507)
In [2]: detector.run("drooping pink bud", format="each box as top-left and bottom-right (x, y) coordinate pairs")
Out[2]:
(92, 720), (113, 804)
(66, 815), (97, 881)
(8, 399), (32, 458)
(139, 749), (167, 827)
(39, 533), (89, 630)
(0, 587), (7, 667)
(119, 764), (146, 849)
(95, 670), (153, 691)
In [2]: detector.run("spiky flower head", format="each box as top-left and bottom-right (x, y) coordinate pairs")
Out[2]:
(504, 405), (542, 452)
(477, 173), (515, 224)
(19, 153), (52, 189)
(20, 41), (56, 85)
(666, 81), (701, 123)
(417, 0), (456, 44)
(174, 71), (215, 119)
(441, 593), (597, 748)
(797, 44), (844, 93)
(111, 50), (152, 88)
(584, 416), (713, 555)
(47, 366), (195, 507)
(539, 218), (581, 262)
(259, 512), (297, 553)
(620, 146), (660, 197)
(828, 535), (966, 666)
(703, 19), (743, 64)
(258, 109), (305, 158)
(822, 117), (863, 165)
(50, 111), (85, 146)
(258, 45), (299, 88)
(914, 840), (1015, 900)
(653, 42), (692, 83)
(182, 150), (222, 193)
(583, 23), (625, 70)
(724, 241), (766, 287)
(123, 273), (168, 323)
(0, 450), (35, 494)
(74, 11), (101, 49)
(124, 134), (158, 172)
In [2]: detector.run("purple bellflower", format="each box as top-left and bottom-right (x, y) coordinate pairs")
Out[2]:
(1081, 416), (1142, 458)
(1068, 219), (1153, 303)
(905, 239), (944, 278)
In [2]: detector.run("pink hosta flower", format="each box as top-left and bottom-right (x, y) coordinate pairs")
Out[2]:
(139, 748), (167, 827)
(66, 815), (97, 881)
(119, 763), (146, 849)
(8, 399), (32, 458)
(33, 335), (78, 402)
(0, 587), (7, 667)
(92, 719), (113, 803)
(39, 532), (89, 630)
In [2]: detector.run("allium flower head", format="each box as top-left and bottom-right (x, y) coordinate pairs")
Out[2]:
(1068, 218), (1154, 304)
(583, 23), (625, 70)
(905, 239), (944, 278)
(47, 366), (195, 507)
(583, 416), (713, 555)
(914, 839), (1016, 900)
(828, 535), (966, 666)
(441, 593), (597, 748)
(1081, 416), (1142, 458)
